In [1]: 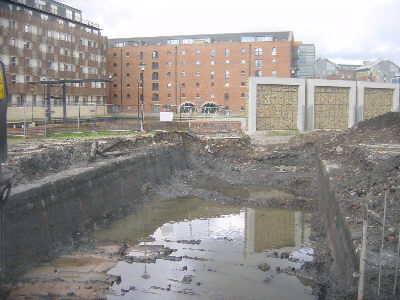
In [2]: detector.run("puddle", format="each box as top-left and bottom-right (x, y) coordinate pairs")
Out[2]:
(92, 196), (316, 299)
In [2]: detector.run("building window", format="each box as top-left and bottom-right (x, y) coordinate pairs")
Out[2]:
(152, 72), (159, 80)
(241, 93), (245, 98)
(181, 50), (186, 55)
(126, 73), (130, 78)
(25, 75), (31, 83)
(11, 75), (17, 83)
(241, 48), (246, 53)
(196, 71), (200, 76)
(225, 59), (229, 64)
(9, 39), (16, 47)
(140, 52), (144, 59)
(255, 48), (263, 56)
(196, 82), (200, 87)
(255, 70), (263, 77)
(24, 24), (30, 32)
(127, 83), (131, 88)
(167, 83), (172, 88)
(181, 83), (186, 87)
(127, 94), (131, 99)
(168, 94), (172, 98)
(255, 59), (263, 68)
(210, 82), (214, 87)
(11, 57), (17, 65)
(225, 49), (230, 57)
(196, 93), (200, 98)
(152, 83), (159, 91)
(113, 63), (117, 67)
(241, 71), (245, 75)
(126, 52), (130, 56)
(126, 63), (130, 67)
(225, 93), (229, 101)
(272, 47), (277, 55)
(113, 53), (117, 57)
(9, 20), (16, 29)
(225, 71), (230, 79)
(272, 58), (276, 63)
(181, 71), (186, 76)
(167, 50), (172, 55)
(241, 82), (246, 87)
(196, 49), (200, 54)
(114, 94), (117, 99)
(241, 59), (246, 64)
(24, 41), (31, 49)
(196, 60), (200, 65)
(210, 71), (215, 80)
(152, 104), (160, 113)
(211, 49), (215, 57)
(152, 93), (159, 101)
(152, 62), (159, 69)
(167, 72), (171, 76)
(272, 70), (276, 77)
(181, 93), (186, 98)
(240, 106), (245, 111)
(225, 82), (229, 87)
(211, 93), (215, 98)
(211, 60), (215, 65)
(167, 61), (171, 66)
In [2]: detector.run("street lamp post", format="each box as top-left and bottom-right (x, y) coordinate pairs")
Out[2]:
(179, 84), (182, 122)
(140, 64), (146, 131)
(137, 78), (140, 118)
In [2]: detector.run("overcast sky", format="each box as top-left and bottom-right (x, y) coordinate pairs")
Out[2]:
(59, 0), (400, 66)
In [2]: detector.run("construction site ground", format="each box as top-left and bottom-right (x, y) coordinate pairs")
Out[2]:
(2, 112), (400, 299)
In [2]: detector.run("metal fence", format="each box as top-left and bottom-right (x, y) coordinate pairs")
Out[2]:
(6, 103), (245, 137)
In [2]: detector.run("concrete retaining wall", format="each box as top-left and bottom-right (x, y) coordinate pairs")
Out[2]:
(247, 77), (399, 133)
(4, 144), (189, 279)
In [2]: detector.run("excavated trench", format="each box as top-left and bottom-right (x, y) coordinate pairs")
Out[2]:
(1, 131), (382, 299)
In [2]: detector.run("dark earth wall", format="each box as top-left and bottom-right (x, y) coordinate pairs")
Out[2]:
(315, 148), (358, 285)
(3, 144), (189, 280)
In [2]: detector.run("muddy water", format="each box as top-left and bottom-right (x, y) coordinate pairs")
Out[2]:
(91, 196), (316, 299)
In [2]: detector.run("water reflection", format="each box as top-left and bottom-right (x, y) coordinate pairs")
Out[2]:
(92, 196), (315, 299)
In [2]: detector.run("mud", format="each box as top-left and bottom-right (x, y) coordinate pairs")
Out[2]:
(2, 112), (400, 299)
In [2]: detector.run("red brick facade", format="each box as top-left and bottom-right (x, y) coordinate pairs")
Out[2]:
(108, 36), (296, 114)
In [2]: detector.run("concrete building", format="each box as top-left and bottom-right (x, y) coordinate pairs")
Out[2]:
(315, 58), (361, 81)
(354, 60), (400, 83)
(0, 0), (108, 107)
(108, 32), (303, 115)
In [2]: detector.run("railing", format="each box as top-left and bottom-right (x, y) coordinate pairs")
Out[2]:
(6, 103), (245, 137)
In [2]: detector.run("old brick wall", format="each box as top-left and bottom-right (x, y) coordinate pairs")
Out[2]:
(314, 86), (349, 129)
(363, 88), (393, 120)
(256, 84), (298, 130)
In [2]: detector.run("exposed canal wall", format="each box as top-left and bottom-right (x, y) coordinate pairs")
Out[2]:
(315, 148), (358, 286)
(4, 144), (190, 279)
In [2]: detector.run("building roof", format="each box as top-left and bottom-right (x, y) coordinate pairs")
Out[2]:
(337, 64), (362, 70)
(108, 31), (294, 47)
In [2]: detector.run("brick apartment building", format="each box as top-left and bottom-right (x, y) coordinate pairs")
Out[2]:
(108, 32), (303, 115)
(0, 0), (108, 107)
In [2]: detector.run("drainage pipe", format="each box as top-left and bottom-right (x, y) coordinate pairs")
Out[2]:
(393, 221), (400, 295)
(357, 218), (368, 300)
(378, 188), (389, 295)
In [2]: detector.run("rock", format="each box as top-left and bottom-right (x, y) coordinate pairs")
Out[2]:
(182, 275), (193, 284)
(182, 266), (187, 271)
(258, 263), (271, 272)
(280, 251), (290, 259)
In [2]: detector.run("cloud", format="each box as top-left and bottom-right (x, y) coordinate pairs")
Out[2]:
(58, 0), (400, 65)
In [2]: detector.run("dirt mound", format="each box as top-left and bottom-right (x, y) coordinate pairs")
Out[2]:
(353, 111), (400, 132)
